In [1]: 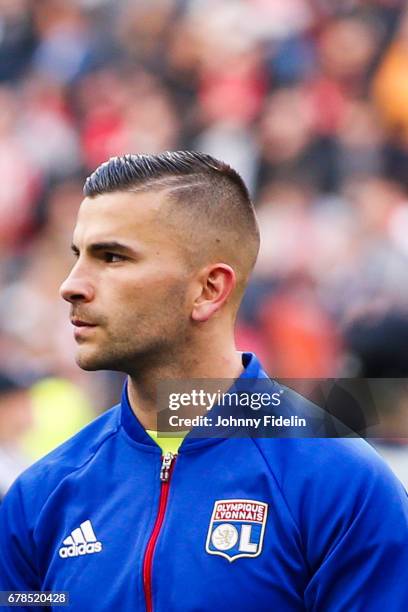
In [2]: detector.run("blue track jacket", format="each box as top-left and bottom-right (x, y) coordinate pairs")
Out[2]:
(1, 353), (408, 610)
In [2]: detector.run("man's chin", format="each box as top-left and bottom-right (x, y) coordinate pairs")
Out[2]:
(75, 350), (111, 372)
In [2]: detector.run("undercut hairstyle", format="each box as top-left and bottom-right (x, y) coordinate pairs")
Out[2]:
(84, 151), (260, 294)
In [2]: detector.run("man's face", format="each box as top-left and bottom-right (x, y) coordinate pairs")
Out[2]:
(60, 190), (191, 373)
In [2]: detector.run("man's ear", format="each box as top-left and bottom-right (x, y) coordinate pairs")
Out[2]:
(191, 264), (236, 322)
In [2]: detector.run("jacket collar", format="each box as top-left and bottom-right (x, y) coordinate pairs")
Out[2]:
(120, 352), (269, 451)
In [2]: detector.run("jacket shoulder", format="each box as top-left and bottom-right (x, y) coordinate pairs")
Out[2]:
(254, 435), (405, 496)
(254, 436), (408, 567)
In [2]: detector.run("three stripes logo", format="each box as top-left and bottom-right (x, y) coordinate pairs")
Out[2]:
(59, 520), (102, 559)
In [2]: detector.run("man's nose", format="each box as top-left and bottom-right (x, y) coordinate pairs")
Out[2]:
(59, 269), (95, 304)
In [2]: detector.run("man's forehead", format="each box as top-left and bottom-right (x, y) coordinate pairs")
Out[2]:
(73, 190), (167, 241)
(79, 190), (165, 221)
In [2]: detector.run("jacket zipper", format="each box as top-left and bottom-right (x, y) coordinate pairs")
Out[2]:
(143, 452), (176, 612)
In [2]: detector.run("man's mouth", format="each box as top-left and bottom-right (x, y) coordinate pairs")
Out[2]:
(71, 318), (99, 341)
(71, 319), (97, 328)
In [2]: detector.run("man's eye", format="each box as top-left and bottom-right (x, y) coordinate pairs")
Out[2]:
(104, 252), (125, 263)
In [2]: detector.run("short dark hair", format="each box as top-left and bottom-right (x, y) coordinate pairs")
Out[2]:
(84, 151), (260, 288)
(84, 150), (249, 200)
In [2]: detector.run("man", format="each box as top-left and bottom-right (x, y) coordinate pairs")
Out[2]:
(0, 151), (407, 610)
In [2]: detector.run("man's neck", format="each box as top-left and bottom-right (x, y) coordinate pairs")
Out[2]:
(126, 348), (244, 431)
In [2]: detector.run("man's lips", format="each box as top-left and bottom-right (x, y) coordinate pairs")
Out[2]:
(71, 319), (97, 327)
(71, 318), (99, 340)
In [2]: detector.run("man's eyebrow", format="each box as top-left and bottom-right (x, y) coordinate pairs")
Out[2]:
(70, 241), (139, 255)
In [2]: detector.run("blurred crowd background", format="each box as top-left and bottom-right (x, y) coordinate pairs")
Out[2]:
(1, 0), (408, 496)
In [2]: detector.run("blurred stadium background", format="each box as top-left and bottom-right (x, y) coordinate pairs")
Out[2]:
(1, 0), (408, 496)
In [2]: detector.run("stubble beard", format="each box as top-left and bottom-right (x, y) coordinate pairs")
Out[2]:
(75, 321), (187, 376)
(75, 281), (190, 374)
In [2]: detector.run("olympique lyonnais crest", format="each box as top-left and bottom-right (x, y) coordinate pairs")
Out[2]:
(205, 499), (268, 562)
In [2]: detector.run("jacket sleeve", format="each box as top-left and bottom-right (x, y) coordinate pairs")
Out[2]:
(303, 449), (408, 611)
(0, 478), (41, 595)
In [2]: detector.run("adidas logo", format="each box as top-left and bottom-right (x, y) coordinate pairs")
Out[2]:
(59, 520), (103, 558)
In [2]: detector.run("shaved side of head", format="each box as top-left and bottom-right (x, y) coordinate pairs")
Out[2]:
(161, 177), (259, 299)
